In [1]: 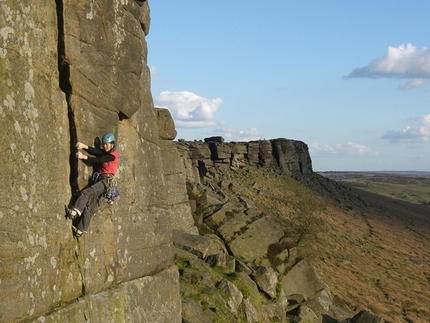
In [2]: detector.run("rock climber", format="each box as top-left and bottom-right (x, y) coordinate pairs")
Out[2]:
(66, 132), (119, 238)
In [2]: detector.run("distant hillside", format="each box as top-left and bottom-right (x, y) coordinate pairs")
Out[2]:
(318, 171), (430, 206)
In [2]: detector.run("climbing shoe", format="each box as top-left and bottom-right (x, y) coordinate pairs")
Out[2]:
(72, 226), (84, 238)
(65, 206), (78, 220)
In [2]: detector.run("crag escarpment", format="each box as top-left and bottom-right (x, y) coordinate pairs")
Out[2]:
(175, 136), (313, 184)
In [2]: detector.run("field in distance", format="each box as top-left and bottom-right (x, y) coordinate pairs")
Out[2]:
(318, 171), (430, 206)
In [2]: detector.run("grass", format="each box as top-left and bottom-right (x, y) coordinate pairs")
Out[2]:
(184, 166), (430, 323)
(320, 172), (430, 206)
(349, 179), (430, 205)
(246, 169), (430, 322)
(175, 255), (250, 322)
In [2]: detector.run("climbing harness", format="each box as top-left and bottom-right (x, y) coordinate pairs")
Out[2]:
(92, 172), (119, 205)
(103, 176), (119, 205)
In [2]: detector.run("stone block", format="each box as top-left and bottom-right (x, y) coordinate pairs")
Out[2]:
(182, 299), (212, 323)
(156, 108), (177, 140)
(251, 266), (278, 299)
(173, 230), (211, 258)
(281, 259), (327, 300)
(227, 216), (285, 262)
(217, 279), (243, 313)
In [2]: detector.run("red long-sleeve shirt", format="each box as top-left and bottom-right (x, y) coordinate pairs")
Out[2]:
(85, 147), (119, 175)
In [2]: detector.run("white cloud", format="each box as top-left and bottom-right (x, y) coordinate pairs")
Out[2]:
(174, 120), (218, 128)
(309, 141), (378, 156)
(154, 91), (262, 140)
(233, 127), (262, 141)
(382, 114), (430, 143)
(400, 78), (426, 90)
(346, 44), (430, 84)
(205, 124), (262, 142)
(155, 91), (222, 128)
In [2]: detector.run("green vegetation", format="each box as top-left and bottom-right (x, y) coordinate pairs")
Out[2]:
(320, 172), (430, 206)
(175, 255), (249, 322)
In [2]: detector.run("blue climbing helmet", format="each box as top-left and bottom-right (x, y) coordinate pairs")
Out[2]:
(102, 132), (115, 144)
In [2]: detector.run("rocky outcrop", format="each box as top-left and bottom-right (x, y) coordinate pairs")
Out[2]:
(173, 223), (351, 322)
(1, 2), (195, 322)
(173, 148), (385, 322)
(175, 136), (313, 184)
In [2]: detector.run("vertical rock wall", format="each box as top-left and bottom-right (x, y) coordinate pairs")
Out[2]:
(0, 1), (195, 322)
(1, 1), (73, 321)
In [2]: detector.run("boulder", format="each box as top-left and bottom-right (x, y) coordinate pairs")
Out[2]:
(205, 233), (229, 256)
(251, 266), (279, 299)
(156, 108), (177, 140)
(183, 141), (212, 160)
(302, 289), (332, 317)
(182, 299), (212, 323)
(227, 216), (285, 262)
(243, 298), (262, 323)
(346, 310), (385, 323)
(204, 136), (224, 143)
(175, 141), (212, 184)
(235, 259), (254, 275)
(263, 303), (289, 323)
(281, 259), (327, 300)
(172, 230), (211, 258)
(217, 279), (243, 314)
(174, 247), (198, 262)
(217, 211), (250, 243)
(203, 202), (237, 229)
(208, 142), (231, 169)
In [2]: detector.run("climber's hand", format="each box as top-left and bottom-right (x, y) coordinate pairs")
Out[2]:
(76, 151), (87, 160)
(76, 142), (88, 150)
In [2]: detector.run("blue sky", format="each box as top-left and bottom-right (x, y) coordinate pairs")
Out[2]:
(147, 1), (429, 172)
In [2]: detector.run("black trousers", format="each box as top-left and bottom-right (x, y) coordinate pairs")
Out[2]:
(72, 179), (107, 232)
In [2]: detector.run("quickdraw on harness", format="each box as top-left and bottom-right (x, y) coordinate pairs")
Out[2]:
(92, 172), (120, 205)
